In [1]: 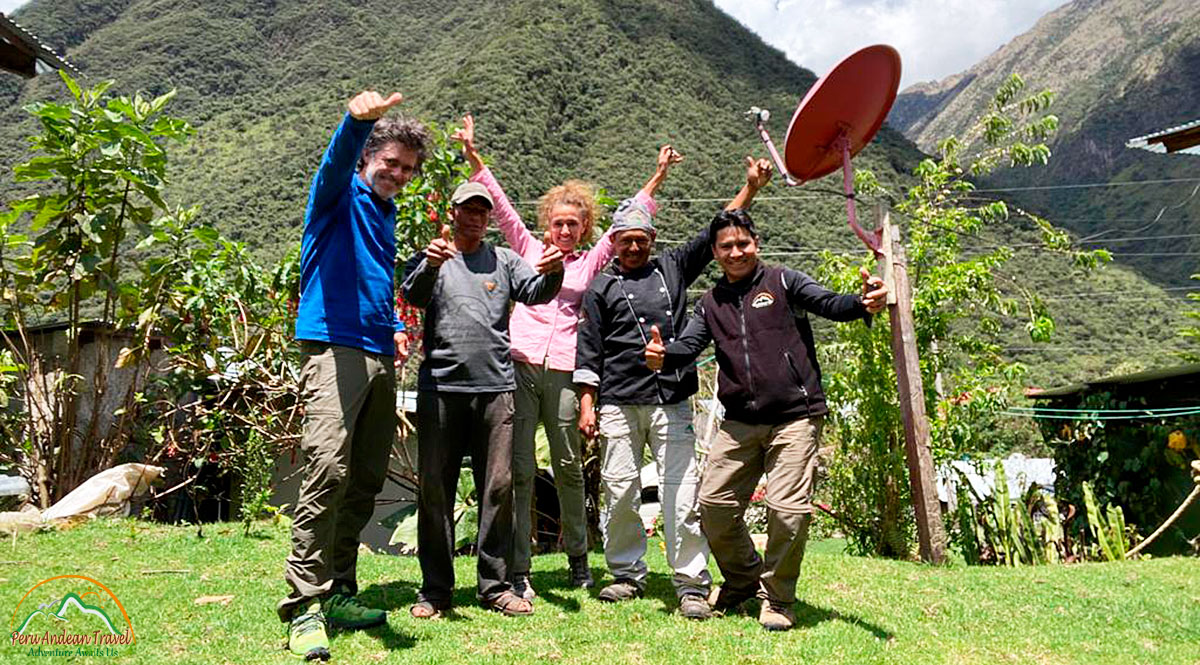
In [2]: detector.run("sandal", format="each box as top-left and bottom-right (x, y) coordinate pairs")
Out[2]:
(483, 590), (534, 617)
(409, 600), (446, 619)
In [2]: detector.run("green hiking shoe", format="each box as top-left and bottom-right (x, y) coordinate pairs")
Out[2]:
(322, 593), (386, 630)
(288, 601), (331, 661)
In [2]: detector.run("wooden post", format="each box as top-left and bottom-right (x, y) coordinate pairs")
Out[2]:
(878, 209), (947, 564)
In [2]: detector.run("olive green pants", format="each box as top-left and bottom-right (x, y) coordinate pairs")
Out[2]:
(511, 362), (589, 574)
(278, 342), (396, 621)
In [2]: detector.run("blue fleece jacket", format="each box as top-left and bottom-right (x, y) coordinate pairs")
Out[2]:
(294, 113), (404, 355)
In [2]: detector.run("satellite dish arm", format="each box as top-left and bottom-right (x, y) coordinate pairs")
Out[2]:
(747, 108), (800, 187)
(836, 132), (883, 256)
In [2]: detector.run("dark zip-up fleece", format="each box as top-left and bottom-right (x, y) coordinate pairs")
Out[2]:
(663, 262), (868, 425)
(573, 228), (712, 406)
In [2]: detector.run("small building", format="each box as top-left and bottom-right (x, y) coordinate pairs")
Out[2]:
(1028, 364), (1200, 554)
(1126, 119), (1200, 156)
(0, 12), (74, 78)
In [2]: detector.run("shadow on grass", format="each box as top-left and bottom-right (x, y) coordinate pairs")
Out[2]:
(714, 597), (891, 637)
(794, 601), (892, 639)
(350, 622), (417, 651)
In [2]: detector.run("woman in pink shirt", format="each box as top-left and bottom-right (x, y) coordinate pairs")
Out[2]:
(454, 114), (681, 598)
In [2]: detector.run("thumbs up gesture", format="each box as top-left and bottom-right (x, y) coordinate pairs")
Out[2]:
(859, 266), (888, 313)
(425, 224), (457, 268)
(746, 155), (774, 190)
(644, 325), (666, 372)
(348, 90), (404, 121)
(536, 230), (564, 274)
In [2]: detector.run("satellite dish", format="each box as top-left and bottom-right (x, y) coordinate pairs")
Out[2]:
(784, 44), (901, 182)
(749, 44), (902, 254)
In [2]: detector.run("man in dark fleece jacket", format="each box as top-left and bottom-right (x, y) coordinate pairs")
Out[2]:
(574, 158), (772, 620)
(645, 209), (888, 632)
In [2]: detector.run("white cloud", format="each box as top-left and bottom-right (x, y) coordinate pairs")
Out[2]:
(0, 0), (27, 15)
(713, 0), (1071, 89)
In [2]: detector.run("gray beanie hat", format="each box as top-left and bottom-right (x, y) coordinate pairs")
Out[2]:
(609, 196), (655, 234)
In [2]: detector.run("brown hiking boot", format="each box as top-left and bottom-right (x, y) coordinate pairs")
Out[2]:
(759, 601), (796, 631)
(708, 584), (757, 614)
(678, 593), (712, 620)
(597, 579), (643, 603)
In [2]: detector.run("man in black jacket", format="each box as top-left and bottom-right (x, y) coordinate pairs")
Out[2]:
(574, 158), (771, 620)
(645, 209), (887, 631)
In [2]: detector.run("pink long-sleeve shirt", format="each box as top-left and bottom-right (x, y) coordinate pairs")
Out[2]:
(470, 166), (657, 372)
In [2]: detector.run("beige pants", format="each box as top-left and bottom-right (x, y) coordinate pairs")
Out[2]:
(699, 415), (823, 605)
(599, 402), (711, 598)
(278, 342), (396, 621)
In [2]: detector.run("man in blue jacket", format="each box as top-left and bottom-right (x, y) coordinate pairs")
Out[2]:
(280, 90), (427, 661)
(645, 208), (888, 632)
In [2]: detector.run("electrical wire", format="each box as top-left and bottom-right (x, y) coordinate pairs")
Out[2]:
(973, 177), (1200, 193)
(1001, 407), (1200, 421)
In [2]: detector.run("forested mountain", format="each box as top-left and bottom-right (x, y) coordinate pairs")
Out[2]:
(0, 0), (1189, 384)
(892, 0), (1200, 291)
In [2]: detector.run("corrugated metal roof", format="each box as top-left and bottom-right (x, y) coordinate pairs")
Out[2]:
(1126, 119), (1200, 156)
(0, 12), (77, 78)
(1027, 363), (1200, 398)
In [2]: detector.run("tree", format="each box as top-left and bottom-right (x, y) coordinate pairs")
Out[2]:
(0, 71), (191, 504)
(818, 75), (1110, 557)
(1181, 273), (1200, 363)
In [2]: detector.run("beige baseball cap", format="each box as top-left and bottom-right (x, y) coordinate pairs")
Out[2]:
(450, 181), (494, 209)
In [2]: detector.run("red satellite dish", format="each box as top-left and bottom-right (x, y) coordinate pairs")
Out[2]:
(783, 44), (902, 183)
(748, 44), (902, 255)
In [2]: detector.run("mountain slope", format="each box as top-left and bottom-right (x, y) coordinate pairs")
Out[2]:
(891, 0), (1200, 290)
(0, 0), (1189, 384)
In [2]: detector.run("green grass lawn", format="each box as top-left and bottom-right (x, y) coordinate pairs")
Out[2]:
(2, 519), (1197, 664)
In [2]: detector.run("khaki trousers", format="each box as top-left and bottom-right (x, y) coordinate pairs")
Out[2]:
(278, 343), (396, 621)
(699, 415), (823, 605)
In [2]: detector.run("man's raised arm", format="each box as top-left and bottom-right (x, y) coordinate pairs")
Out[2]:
(309, 90), (404, 216)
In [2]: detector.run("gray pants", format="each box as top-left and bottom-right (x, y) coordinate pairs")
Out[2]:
(699, 415), (823, 605)
(598, 402), (711, 598)
(278, 343), (395, 621)
(511, 362), (589, 574)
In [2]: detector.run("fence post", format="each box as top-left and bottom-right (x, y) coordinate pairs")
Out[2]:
(879, 208), (947, 564)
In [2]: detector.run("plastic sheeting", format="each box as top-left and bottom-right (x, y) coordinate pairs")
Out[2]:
(41, 463), (163, 521)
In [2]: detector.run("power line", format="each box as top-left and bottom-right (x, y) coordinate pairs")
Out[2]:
(1010, 405), (1200, 414)
(1108, 252), (1200, 257)
(503, 176), (1200, 205)
(1039, 286), (1195, 299)
(972, 177), (1200, 193)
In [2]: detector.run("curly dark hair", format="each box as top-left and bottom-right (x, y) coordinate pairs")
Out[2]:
(356, 116), (429, 172)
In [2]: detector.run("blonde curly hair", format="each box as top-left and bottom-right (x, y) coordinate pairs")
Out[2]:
(536, 180), (601, 246)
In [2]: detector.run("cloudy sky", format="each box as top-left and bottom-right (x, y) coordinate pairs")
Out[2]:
(713, 0), (1071, 89)
(2, 0), (1070, 89)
